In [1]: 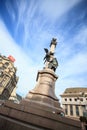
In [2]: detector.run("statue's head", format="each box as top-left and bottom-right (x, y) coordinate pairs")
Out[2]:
(52, 38), (57, 42)
(50, 38), (57, 47)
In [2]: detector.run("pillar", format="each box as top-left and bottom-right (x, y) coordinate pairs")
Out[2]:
(79, 105), (83, 116)
(67, 105), (70, 116)
(73, 105), (76, 117)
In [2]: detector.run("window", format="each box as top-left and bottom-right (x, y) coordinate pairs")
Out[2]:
(0, 71), (3, 77)
(69, 98), (72, 101)
(65, 98), (67, 101)
(0, 66), (4, 71)
(76, 105), (79, 116)
(70, 105), (73, 115)
(1, 89), (10, 99)
(2, 65), (6, 69)
(65, 105), (68, 115)
(80, 98), (83, 101)
(4, 62), (9, 68)
(3, 64), (8, 69)
(75, 98), (77, 101)
(0, 58), (2, 61)
(82, 105), (85, 114)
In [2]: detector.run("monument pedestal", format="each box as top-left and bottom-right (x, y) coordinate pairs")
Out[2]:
(21, 68), (64, 114)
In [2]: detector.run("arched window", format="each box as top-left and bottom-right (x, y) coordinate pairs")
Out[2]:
(4, 62), (9, 68)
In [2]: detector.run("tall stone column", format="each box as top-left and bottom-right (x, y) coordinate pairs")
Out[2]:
(21, 38), (64, 114)
(50, 38), (57, 53)
(79, 105), (83, 116)
(73, 105), (76, 117)
(67, 105), (70, 116)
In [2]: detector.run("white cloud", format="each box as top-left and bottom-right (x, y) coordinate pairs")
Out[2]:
(74, 26), (87, 45)
(6, 0), (82, 48)
(5, 1), (16, 21)
(58, 44), (87, 78)
(61, 52), (87, 78)
(40, 0), (81, 20)
(14, 0), (39, 45)
(0, 20), (40, 97)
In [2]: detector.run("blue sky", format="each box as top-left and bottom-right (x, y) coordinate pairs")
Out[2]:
(0, 0), (87, 101)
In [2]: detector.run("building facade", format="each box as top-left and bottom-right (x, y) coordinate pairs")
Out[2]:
(0, 54), (19, 102)
(60, 88), (87, 119)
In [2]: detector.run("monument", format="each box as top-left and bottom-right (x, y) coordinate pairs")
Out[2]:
(21, 38), (63, 115)
(0, 38), (81, 130)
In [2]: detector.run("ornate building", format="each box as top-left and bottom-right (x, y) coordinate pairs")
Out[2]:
(0, 54), (19, 102)
(60, 87), (87, 119)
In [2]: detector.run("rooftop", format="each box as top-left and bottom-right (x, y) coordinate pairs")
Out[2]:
(64, 88), (87, 94)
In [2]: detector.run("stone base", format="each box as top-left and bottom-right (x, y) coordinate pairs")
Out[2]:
(25, 69), (63, 113)
(21, 98), (63, 115)
(0, 100), (81, 130)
